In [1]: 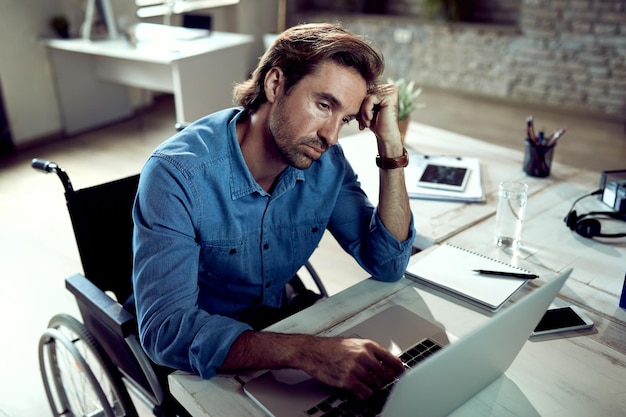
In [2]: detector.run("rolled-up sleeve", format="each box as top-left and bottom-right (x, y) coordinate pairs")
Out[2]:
(327, 146), (415, 283)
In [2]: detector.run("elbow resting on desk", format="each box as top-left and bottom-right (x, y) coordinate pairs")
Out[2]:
(360, 225), (415, 282)
(138, 307), (251, 379)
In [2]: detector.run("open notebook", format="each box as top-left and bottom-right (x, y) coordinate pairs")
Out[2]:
(405, 244), (533, 311)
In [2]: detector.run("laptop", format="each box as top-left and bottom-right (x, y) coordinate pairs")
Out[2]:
(244, 268), (572, 417)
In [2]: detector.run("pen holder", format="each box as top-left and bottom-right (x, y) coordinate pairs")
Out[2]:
(523, 140), (555, 178)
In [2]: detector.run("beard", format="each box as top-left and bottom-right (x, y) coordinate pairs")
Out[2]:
(268, 97), (328, 170)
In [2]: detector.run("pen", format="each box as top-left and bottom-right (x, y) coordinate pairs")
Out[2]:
(473, 269), (538, 279)
(545, 127), (567, 147)
(526, 116), (538, 145)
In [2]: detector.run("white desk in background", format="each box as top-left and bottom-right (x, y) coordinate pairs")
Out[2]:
(45, 25), (253, 135)
(168, 125), (626, 416)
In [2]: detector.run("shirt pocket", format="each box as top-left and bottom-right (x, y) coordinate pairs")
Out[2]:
(198, 239), (260, 301)
(289, 220), (326, 271)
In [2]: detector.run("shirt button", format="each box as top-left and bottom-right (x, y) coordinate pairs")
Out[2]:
(229, 248), (237, 255)
(265, 282), (271, 288)
(263, 243), (269, 250)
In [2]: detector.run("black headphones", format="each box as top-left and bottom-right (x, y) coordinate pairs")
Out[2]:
(564, 190), (626, 239)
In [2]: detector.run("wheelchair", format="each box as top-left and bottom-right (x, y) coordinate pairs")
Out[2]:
(33, 158), (327, 417)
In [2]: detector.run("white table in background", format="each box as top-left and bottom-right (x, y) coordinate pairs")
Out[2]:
(45, 26), (253, 135)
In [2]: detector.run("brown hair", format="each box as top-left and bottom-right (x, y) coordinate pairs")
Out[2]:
(233, 23), (384, 114)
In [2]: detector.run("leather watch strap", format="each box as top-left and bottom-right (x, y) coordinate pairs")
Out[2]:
(376, 147), (409, 169)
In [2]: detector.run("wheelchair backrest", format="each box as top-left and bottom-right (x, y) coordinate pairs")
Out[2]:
(65, 174), (140, 304)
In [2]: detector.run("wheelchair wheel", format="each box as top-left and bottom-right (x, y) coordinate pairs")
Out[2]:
(39, 313), (138, 417)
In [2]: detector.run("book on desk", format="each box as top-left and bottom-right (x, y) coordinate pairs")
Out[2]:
(405, 153), (485, 203)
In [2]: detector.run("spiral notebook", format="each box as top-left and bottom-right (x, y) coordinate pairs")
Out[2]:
(405, 244), (533, 312)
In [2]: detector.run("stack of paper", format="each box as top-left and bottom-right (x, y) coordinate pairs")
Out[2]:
(405, 153), (485, 203)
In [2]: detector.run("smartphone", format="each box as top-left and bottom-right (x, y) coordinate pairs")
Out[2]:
(531, 305), (594, 337)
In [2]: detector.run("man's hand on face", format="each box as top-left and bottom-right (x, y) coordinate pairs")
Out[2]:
(357, 84), (403, 151)
(298, 336), (406, 400)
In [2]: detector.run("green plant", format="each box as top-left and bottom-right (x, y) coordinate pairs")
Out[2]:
(389, 78), (423, 121)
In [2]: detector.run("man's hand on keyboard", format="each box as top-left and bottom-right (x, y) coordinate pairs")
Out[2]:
(297, 337), (405, 400)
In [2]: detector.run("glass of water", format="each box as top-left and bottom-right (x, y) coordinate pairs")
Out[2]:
(495, 181), (528, 248)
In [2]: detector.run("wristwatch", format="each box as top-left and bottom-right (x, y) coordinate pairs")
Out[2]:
(376, 147), (409, 169)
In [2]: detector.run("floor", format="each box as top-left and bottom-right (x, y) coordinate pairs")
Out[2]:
(0, 89), (624, 417)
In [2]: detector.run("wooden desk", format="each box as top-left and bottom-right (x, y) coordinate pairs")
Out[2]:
(168, 124), (626, 416)
(45, 27), (253, 135)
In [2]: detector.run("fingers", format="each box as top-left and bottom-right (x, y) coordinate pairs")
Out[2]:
(300, 337), (404, 400)
(374, 346), (407, 376)
(358, 84), (401, 143)
(351, 358), (404, 400)
(358, 96), (381, 130)
(347, 341), (405, 400)
(359, 85), (395, 128)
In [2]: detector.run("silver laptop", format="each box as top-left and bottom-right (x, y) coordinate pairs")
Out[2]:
(244, 268), (572, 417)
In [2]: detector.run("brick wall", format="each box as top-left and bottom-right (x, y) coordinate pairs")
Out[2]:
(291, 0), (626, 120)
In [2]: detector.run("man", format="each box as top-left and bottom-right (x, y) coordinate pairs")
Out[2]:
(133, 23), (415, 400)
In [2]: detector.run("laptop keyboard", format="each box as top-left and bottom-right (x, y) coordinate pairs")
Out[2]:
(304, 338), (443, 417)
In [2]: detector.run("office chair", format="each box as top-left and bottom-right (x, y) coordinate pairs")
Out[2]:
(34, 158), (327, 417)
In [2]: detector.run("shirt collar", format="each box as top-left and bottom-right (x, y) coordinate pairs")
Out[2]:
(227, 110), (305, 200)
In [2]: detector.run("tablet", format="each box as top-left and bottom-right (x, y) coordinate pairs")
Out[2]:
(417, 164), (470, 192)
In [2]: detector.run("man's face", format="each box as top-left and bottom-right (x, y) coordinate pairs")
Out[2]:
(268, 62), (368, 170)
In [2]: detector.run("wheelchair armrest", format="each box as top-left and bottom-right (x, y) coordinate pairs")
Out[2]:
(65, 273), (136, 339)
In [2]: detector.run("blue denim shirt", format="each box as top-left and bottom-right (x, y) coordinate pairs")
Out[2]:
(132, 108), (415, 378)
